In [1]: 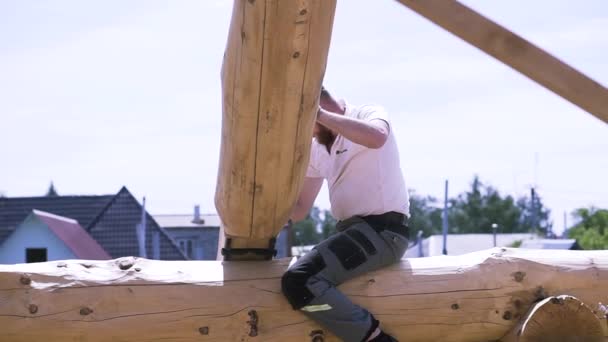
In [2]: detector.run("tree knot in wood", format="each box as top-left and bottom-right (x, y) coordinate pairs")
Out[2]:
(451, 303), (459, 310)
(534, 286), (548, 302)
(514, 299), (523, 310)
(28, 304), (38, 314)
(20, 275), (31, 286)
(118, 258), (135, 270)
(293, 51), (301, 58)
(502, 310), (512, 320)
(310, 329), (324, 342)
(199, 326), (209, 335)
(513, 271), (525, 282)
(247, 310), (258, 337)
(80, 307), (93, 316)
(299, 9), (307, 16)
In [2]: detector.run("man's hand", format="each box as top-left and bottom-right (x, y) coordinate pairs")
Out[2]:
(316, 107), (389, 149)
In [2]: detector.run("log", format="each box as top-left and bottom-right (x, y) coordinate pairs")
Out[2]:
(215, 0), (336, 258)
(394, 0), (608, 125)
(502, 295), (604, 342)
(1, 248), (607, 341)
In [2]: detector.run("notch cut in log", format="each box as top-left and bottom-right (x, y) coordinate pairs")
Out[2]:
(501, 295), (604, 342)
(395, 0), (608, 125)
(1, 248), (607, 341)
(215, 0), (336, 260)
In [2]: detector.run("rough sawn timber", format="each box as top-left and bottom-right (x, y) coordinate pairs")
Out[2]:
(0, 248), (607, 341)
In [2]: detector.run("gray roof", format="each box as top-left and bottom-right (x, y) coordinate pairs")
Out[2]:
(0, 187), (186, 260)
(154, 213), (221, 228)
(0, 194), (114, 243)
(405, 233), (538, 257)
(520, 239), (580, 250)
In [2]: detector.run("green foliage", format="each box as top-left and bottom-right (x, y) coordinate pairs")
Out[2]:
(292, 207), (337, 246)
(408, 176), (552, 236)
(320, 209), (337, 239)
(509, 240), (523, 248)
(293, 175), (556, 245)
(449, 176), (518, 233)
(567, 207), (608, 250)
(408, 191), (442, 237)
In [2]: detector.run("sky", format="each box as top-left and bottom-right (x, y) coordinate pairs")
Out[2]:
(1, 0), (607, 236)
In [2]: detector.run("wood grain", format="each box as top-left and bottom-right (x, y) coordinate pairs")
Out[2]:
(215, 0), (336, 253)
(1, 248), (607, 341)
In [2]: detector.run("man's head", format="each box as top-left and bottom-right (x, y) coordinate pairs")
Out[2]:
(313, 85), (343, 152)
(319, 85), (343, 114)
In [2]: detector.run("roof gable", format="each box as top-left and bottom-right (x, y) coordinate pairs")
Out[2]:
(32, 210), (111, 260)
(87, 188), (187, 260)
(0, 194), (114, 244)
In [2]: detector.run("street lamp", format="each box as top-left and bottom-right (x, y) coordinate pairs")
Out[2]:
(492, 223), (498, 247)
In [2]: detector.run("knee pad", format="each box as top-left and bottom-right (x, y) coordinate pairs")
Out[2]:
(281, 250), (326, 310)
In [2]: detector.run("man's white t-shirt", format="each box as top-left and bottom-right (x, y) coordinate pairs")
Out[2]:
(306, 103), (410, 221)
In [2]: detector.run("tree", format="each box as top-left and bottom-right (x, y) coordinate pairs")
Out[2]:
(291, 207), (338, 246)
(320, 209), (337, 239)
(449, 176), (519, 233)
(448, 176), (551, 235)
(516, 189), (552, 236)
(292, 206), (321, 246)
(46, 182), (59, 197)
(407, 191), (442, 237)
(567, 207), (608, 250)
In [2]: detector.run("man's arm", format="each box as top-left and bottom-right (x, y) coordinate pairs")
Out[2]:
(290, 177), (324, 222)
(317, 108), (389, 149)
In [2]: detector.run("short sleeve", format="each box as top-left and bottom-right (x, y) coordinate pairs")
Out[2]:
(357, 105), (391, 132)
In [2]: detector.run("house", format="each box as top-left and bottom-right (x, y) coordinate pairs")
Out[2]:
(405, 233), (538, 258)
(154, 207), (297, 260)
(0, 210), (110, 264)
(0, 186), (186, 260)
(153, 206), (220, 260)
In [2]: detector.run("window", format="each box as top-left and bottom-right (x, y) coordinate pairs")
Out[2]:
(177, 239), (194, 259)
(26, 248), (47, 263)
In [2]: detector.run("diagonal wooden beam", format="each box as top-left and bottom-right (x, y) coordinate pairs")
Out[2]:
(395, 0), (608, 125)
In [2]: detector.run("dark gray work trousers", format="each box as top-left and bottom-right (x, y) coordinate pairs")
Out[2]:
(282, 213), (409, 342)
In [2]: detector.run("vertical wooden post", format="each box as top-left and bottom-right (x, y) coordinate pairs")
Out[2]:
(215, 0), (336, 259)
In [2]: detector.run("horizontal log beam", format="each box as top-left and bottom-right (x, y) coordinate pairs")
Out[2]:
(395, 0), (608, 125)
(0, 248), (607, 341)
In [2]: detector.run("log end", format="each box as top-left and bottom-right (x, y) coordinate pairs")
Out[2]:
(503, 295), (605, 342)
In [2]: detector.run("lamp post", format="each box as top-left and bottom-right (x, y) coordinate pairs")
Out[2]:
(492, 223), (498, 247)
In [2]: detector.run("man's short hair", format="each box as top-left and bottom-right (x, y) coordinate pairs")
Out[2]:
(320, 85), (331, 99)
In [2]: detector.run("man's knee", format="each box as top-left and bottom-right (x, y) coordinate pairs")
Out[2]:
(281, 250), (326, 310)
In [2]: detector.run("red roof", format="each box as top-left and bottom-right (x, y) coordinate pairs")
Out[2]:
(32, 210), (111, 260)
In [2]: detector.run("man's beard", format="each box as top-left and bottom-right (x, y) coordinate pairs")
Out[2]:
(314, 124), (336, 153)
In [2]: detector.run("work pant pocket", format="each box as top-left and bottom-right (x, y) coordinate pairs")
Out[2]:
(380, 230), (409, 264)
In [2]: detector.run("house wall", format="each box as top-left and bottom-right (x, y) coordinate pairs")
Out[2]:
(0, 216), (76, 264)
(164, 227), (219, 260)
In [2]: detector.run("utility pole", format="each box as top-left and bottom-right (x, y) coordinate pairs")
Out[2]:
(442, 180), (449, 255)
(530, 188), (537, 235)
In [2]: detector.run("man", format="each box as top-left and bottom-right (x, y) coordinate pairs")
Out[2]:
(282, 86), (410, 342)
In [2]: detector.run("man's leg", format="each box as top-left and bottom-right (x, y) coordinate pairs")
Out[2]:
(282, 219), (408, 342)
